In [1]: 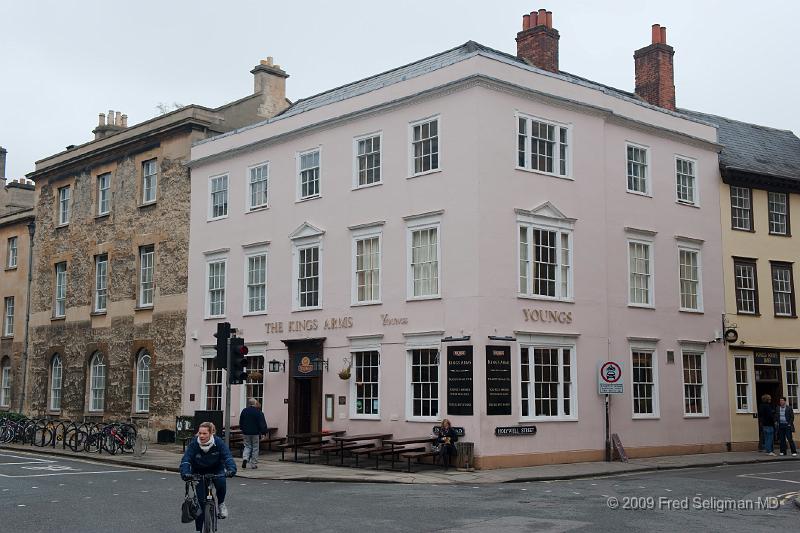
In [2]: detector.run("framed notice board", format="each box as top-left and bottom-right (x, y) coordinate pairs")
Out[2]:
(486, 345), (512, 415)
(447, 345), (474, 416)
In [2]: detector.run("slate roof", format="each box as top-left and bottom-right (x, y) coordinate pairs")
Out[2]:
(680, 109), (800, 182)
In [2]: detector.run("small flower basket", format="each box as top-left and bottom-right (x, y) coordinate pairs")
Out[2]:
(248, 371), (264, 382)
(338, 356), (352, 380)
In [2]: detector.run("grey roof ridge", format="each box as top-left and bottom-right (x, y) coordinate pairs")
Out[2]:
(678, 107), (797, 135)
(192, 40), (716, 151)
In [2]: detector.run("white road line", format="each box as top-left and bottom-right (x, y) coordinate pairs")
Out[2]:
(738, 474), (800, 484)
(0, 469), (138, 478)
(0, 461), (55, 465)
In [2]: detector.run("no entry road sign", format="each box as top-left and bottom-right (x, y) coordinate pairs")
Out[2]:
(598, 361), (624, 394)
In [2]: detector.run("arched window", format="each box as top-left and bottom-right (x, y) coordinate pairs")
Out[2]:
(0, 357), (11, 408)
(50, 355), (62, 411)
(135, 351), (151, 413)
(89, 352), (105, 412)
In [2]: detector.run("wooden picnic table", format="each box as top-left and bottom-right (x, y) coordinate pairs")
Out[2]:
(286, 430), (345, 462)
(331, 433), (393, 466)
(383, 436), (436, 470)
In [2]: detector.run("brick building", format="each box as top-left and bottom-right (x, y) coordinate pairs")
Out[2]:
(23, 60), (290, 436)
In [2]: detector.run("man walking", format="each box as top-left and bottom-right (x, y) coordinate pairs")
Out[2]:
(758, 394), (776, 456)
(239, 398), (268, 469)
(777, 396), (797, 457)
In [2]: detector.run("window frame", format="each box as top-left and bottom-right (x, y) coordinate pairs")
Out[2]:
(351, 227), (382, 306)
(135, 350), (151, 414)
(138, 245), (155, 308)
(205, 257), (227, 319)
(0, 357), (10, 408)
(674, 155), (699, 206)
(49, 354), (62, 412)
(54, 262), (67, 318)
(353, 132), (383, 189)
(516, 112), (571, 179)
(630, 345), (660, 419)
(770, 261), (797, 318)
(3, 296), (14, 337)
(768, 191), (790, 236)
(350, 349), (381, 420)
(406, 214), (442, 301)
(626, 142), (651, 196)
(201, 355), (224, 411)
(247, 161), (270, 212)
(296, 147), (322, 201)
(733, 355), (754, 414)
(786, 358), (799, 411)
(208, 173), (229, 221)
(405, 346), (441, 422)
(730, 186), (754, 231)
(6, 236), (17, 269)
(243, 249), (268, 316)
(677, 242), (703, 313)
(94, 254), (108, 313)
(518, 222), (573, 302)
(57, 185), (71, 226)
(408, 115), (441, 178)
(294, 243), (322, 311)
(97, 172), (111, 216)
(142, 159), (158, 205)
(519, 342), (578, 422)
(89, 352), (106, 413)
(733, 257), (759, 315)
(680, 348), (708, 417)
(627, 237), (655, 308)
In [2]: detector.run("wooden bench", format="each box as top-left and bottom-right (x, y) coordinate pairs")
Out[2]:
(317, 441), (376, 465)
(350, 445), (388, 467)
(370, 445), (426, 469)
(229, 427), (285, 452)
(400, 450), (440, 472)
(278, 439), (328, 461)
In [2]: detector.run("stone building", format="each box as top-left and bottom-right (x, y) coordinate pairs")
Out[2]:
(0, 147), (36, 413)
(23, 60), (290, 436)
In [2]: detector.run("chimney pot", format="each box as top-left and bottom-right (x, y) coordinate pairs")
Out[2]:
(530, 11), (538, 26)
(545, 11), (553, 28)
(98, 113), (105, 126)
(660, 26), (667, 44)
(108, 109), (114, 122)
(635, 24), (676, 110)
(121, 114), (128, 128)
(523, 14), (530, 30)
(538, 9), (547, 26)
(651, 24), (661, 44)
(115, 111), (122, 126)
(516, 8), (560, 73)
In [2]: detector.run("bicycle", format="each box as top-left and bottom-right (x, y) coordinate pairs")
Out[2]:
(187, 473), (231, 533)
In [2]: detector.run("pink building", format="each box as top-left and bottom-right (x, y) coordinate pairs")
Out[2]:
(183, 12), (728, 468)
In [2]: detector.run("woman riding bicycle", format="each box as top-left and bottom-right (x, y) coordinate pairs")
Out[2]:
(180, 422), (237, 531)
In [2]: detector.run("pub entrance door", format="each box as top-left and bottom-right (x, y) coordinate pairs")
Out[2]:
(283, 338), (325, 436)
(754, 351), (783, 450)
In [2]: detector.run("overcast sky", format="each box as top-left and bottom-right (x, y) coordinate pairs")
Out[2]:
(1, 0), (798, 178)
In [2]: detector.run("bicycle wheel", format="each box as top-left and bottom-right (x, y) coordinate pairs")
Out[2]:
(202, 501), (217, 533)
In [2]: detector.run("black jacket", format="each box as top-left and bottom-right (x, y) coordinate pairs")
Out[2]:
(180, 436), (237, 476)
(758, 402), (775, 427)
(777, 404), (795, 428)
(437, 427), (459, 447)
(239, 406), (268, 436)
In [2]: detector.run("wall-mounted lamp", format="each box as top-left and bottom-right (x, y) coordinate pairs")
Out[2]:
(488, 335), (516, 341)
(268, 359), (285, 373)
(312, 357), (329, 372)
(441, 335), (471, 343)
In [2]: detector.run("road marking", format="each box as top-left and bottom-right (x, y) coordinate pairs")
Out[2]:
(0, 469), (138, 478)
(738, 469), (800, 484)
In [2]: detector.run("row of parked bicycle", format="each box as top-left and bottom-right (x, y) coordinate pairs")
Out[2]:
(0, 414), (146, 455)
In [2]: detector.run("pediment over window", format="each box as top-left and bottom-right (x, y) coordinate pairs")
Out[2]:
(515, 201), (576, 228)
(288, 221), (325, 240)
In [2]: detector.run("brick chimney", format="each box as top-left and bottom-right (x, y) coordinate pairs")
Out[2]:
(516, 8), (559, 73)
(92, 110), (128, 140)
(0, 146), (6, 182)
(251, 57), (290, 118)
(634, 24), (676, 110)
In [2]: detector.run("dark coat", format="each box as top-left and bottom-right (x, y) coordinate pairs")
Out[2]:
(437, 426), (459, 446)
(758, 402), (776, 427)
(180, 435), (237, 476)
(777, 404), (795, 429)
(239, 406), (268, 436)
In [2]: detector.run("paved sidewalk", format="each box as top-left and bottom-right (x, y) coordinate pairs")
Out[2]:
(2, 442), (798, 485)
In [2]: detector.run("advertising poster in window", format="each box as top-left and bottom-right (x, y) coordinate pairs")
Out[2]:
(447, 345), (473, 416)
(486, 345), (512, 415)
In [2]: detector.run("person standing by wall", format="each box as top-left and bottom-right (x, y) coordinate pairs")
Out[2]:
(758, 394), (776, 456)
(239, 398), (268, 469)
(776, 396), (797, 457)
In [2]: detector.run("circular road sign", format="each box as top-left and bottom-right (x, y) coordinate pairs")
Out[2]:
(600, 361), (622, 384)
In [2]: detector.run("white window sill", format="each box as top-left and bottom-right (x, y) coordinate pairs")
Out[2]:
(406, 417), (441, 423)
(351, 300), (382, 307)
(243, 310), (268, 317)
(519, 417), (578, 423)
(56, 223), (69, 228)
(350, 415), (381, 421)
(632, 414), (660, 420)
(517, 294), (574, 303)
(628, 303), (655, 310)
(626, 189), (652, 198)
(247, 205), (270, 213)
(295, 195), (321, 204)
(407, 169), (441, 180)
(204, 315), (227, 320)
(683, 414), (709, 419)
(676, 200), (700, 208)
(293, 306), (322, 312)
(1, 334), (13, 340)
(207, 215), (229, 222)
(352, 181), (383, 191)
(735, 410), (754, 415)
(407, 295), (441, 302)
(140, 200), (157, 208)
(514, 167), (573, 181)
(679, 308), (704, 314)
(135, 304), (154, 311)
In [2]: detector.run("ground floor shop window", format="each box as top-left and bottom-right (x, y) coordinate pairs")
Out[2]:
(520, 345), (575, 419)
(352, 351), (380, 417)
(408, 348), (438, 419)
(632, 350), (657, 417)
(682, 351), (706, 415)
(734, 356), (752, 412)
(786, 358), (799, 410)
(204, 358), (223, 411)
(245, 355), (264, 406)
(0, 357), (10, 407)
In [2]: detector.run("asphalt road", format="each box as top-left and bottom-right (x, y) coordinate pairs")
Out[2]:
(1, 449), (798, 532)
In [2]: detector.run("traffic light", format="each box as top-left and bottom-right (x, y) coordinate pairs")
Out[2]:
(213, 322), (231, 368)
(229, 336), (249, 384)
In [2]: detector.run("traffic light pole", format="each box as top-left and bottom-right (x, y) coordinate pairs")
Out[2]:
(224, 337), (231, 448)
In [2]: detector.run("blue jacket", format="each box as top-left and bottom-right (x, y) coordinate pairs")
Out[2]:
(180, 435), (237, 476)
(239, 406), (269, 436)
